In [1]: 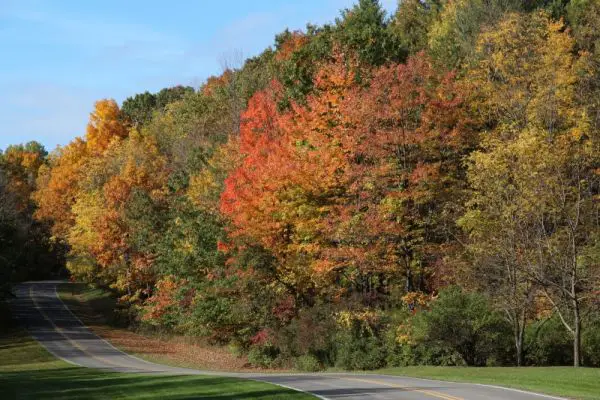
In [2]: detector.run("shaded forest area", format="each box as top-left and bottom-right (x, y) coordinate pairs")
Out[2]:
(0, 142), (65, 295)
(3, 0), (600, 370)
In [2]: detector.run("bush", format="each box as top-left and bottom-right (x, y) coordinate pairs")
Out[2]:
(294, 354), (323, 372)
(335, 330), (387, 370)
(334, 310), (388, 370)
(273, 303), (337, 366)
(525, 316), (572, 366)
(227, 341), (244, 358)
(386, 341), (466, 367)
(247, 345), (279, 368)
(583, 316), (600, 367)
(385, 308), (466, 367)
(409, 286), (512, 366)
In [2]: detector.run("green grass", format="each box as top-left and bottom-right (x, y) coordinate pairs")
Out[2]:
(374, 366), (600, 400)
(0, 306), (314, 400)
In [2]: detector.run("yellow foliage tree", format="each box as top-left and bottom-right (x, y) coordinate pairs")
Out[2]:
(461, 11), (600, 367)
(86, 99), (128, 155)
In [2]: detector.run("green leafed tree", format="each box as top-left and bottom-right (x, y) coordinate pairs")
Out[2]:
(428, 0), (522, 69)
(121, 86), (194, 128)
(390, 0), (443, 56)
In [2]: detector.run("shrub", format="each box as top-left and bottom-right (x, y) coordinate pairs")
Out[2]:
(525, 316), (572, 366)
(66, 255), (100, 284)
(583, 318), (600, 367)
(247, 345), (279, 368)
(294, 354), (323, 372)
(386, 340), (466, 367)
(409, 286), (512, 366)
(274, 303), (337, 366)
(334, 310), (388, 370)
(335, 330), (388, 370)
(227, 341), (244, 358)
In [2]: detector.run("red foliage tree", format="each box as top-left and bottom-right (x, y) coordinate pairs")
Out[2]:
(221, 53), (471, 305)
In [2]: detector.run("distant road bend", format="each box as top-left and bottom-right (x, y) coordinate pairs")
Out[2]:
(11, 281), (567, 400)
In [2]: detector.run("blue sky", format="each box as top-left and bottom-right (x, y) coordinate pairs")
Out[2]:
(0, 0), (396, 152)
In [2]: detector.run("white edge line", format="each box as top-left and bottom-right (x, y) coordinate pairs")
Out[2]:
(52, 283), (165, 368)
(31, 338), (82, 368)
(250, 371), (571, 399)
(247, 379), (330, 400)
(473, 383), (568, 400)
(26, 284), (82, 368)
(351, 373), (569, 400)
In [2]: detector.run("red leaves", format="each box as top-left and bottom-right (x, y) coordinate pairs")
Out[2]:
(239, 83), (282, 153)
(250, 328), (273, 346)
(220, 53), (470, 294)
(272, 296), (296, 322)
(220, 85), (287, 246)
(409, 162), (441, 185)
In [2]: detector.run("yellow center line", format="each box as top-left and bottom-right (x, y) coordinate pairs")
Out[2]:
(342, 376), (464, 400)
(29, 286), (126, 369)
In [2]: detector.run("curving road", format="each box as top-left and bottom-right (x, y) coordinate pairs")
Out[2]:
(10, 281), (566, 400)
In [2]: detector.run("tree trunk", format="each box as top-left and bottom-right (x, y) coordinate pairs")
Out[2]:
(515, 324), (524, 367)
(573, 298), (581, 367)
(512, 308), (525, 367)
(516, 338), (523, 366)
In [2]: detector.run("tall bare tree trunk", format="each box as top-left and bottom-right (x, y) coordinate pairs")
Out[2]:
(515, 313), (525, 366)
(573, 297), (581, 367)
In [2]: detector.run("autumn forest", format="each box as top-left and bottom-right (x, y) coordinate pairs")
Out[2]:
(2, 0), (600, 370)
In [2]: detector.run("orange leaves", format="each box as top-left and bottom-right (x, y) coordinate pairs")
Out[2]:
(34, 100), (129, 240)
(143, 276), (189, 322)
(220, 70), (358, 289)
(104, 175), (132, 208)
(221, 84), (285, 237)
(83, 133), (168, 279)
(409, 162), (441, 185)
(313, 57), (355, 95)
(275, 31), (309, 62)
(34, 97), (169, 296)
(202, 70), (233, 97)
(220, 52), (469, 296)
(33, 138), (88, 238)
(86, 99), (128, 155)
(93, 208), (128, 268)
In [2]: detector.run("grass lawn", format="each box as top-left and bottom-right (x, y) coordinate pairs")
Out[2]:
(374, 366), (600, 400)
(0, 305), (314, 400)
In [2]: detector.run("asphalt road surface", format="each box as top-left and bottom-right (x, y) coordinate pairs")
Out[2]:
(10, 281), (567, 400)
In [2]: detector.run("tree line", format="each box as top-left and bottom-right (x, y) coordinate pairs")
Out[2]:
(0, 142), (64, 299)
(3, 0), (600, 369)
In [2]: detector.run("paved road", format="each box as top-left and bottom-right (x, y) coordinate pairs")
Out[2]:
(10, 281), (566, 400)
